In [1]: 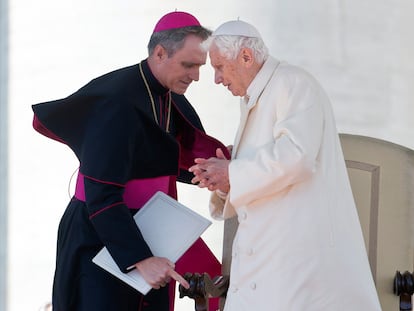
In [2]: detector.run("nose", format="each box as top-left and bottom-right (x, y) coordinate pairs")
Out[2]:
(189, 68), (200, 82)
(214, 72), (223, 85)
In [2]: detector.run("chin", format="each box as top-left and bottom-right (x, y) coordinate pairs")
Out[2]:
(227, 87), (238, 96)
(172, 85), (190, 95)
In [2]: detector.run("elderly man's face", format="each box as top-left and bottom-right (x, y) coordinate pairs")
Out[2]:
(209, 44), (249, 97)
(158, 35), (207, 94)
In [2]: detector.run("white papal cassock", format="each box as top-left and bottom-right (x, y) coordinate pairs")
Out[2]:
(210, 56), (382, 310)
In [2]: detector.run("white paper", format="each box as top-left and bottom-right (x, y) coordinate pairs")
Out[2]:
(92, 191), (212, 294)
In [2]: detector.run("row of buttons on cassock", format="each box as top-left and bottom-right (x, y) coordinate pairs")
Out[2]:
(232, 209), (257, 293)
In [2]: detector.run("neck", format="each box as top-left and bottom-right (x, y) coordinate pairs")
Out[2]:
(244, 63), (262, 91)
(147, 56), (167, 89)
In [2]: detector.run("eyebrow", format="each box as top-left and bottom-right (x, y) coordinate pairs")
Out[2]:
(181, 61), (205, 67)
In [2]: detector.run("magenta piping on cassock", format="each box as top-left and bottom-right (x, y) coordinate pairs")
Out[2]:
(74, 171), (178, 208)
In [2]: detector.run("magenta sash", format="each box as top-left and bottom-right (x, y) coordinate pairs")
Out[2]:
(74, 172), (177, 208)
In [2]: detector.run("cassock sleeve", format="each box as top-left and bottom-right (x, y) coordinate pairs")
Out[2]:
(84, 178), (153, 272)
(81, 100), (153, 272)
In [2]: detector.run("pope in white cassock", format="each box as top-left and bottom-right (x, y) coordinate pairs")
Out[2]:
(189, 20), (382, 310)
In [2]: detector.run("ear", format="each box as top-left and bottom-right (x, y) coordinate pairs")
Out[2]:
(153, 44), (168, 63)
(238, 48), (254, 68)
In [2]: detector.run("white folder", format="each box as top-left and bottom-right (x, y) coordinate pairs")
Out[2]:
(92, 191), (212, 294)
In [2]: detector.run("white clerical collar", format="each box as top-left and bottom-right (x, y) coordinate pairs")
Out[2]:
(245, 56), (280, 108)
(242, 95), (250, 104)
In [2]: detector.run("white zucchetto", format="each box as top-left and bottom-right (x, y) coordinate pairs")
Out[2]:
(212, 20), (262, 38)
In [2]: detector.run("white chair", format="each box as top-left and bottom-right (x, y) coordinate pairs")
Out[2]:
(340, 134), (414, 310)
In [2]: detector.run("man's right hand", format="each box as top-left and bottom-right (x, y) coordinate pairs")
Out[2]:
(134, 257), (190, 290)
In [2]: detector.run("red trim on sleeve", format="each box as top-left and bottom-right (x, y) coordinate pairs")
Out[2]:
(83, 174), (125, 188)
(32, 115), (68, 144)
(88, 201), (125, 219)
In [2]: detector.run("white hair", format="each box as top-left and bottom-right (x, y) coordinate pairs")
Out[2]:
(202, 35), (269, 64)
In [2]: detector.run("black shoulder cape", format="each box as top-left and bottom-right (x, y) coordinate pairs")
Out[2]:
(32, 60), (230, 185)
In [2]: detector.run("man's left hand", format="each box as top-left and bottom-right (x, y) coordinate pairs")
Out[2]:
(189, 148), (230, 192)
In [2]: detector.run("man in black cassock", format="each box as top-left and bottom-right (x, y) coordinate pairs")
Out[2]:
(32, 11), (229, 311)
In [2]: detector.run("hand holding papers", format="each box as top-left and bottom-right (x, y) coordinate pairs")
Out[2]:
(133, 256), (189, 290)
(92, 191), (212, 294)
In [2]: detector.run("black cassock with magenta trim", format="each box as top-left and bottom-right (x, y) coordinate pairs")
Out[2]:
(32, 59), (229, 311)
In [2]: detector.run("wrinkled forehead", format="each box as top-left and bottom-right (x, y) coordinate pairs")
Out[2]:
(208, 45), (223, 63)
(209, 42), (229, 58)
(209, 47), (235, 70)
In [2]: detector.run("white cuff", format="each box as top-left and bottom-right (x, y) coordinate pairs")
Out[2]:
(215, 189), (228, 200)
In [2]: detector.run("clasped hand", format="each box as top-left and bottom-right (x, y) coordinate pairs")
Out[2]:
(189, 148), (230, 193)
